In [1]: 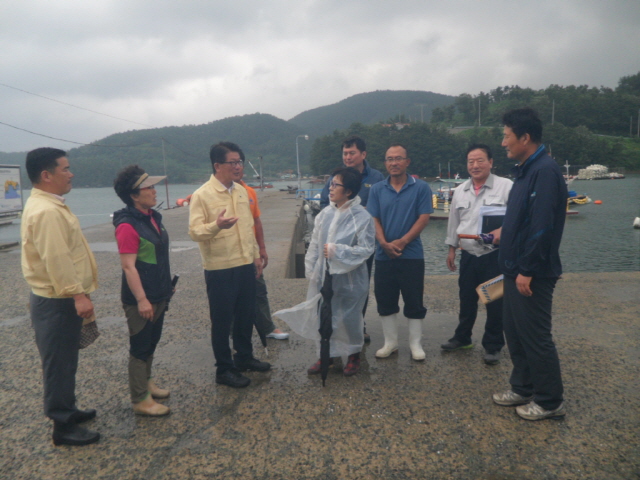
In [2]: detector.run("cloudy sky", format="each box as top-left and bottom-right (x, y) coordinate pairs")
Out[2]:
(1, 0), (639, 153)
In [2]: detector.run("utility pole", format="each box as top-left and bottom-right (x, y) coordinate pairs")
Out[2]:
(259, 156), (264, 191)
(161, 138), (170, 209)
(419, 104), (426, 123)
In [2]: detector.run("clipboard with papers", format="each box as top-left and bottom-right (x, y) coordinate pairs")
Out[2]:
(477, 206), (507, 234)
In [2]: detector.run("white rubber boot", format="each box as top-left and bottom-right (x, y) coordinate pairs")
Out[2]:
(375, 314), (399, 358)
(408, 319), (426, 361)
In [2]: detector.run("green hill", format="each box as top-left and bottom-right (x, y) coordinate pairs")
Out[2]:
(289, 90), (455, 136)
(2, 113), (311, 187)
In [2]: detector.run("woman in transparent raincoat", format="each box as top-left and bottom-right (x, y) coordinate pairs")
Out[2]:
(275, 167), (375, 376)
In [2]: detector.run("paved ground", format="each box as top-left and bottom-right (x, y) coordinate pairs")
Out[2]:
(0, 189), (638, 479)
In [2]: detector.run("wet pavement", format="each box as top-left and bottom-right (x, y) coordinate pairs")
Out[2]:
(0, 190), (638, 479)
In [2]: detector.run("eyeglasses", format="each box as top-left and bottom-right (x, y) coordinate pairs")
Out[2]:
(222, 160), (244, 167)
(467, 159), (489, 165)
(385, 156), (407, 163)
(329, 181), (344, 189)
(140, 185), (156, 190)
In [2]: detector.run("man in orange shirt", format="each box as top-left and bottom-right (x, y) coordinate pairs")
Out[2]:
(235, 156), (289, 341)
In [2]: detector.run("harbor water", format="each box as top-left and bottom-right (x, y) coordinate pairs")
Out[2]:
(2, 176), (639, 275)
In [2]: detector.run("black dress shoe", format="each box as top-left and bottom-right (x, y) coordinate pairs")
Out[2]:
(72, 408), (97, 424)
(235, 357), (271, 372)
(52, 422), (100, 446)
(216, 369), (251, 388)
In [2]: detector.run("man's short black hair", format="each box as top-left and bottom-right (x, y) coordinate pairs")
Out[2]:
(210, 141), (244, 173)
(342, 136), (366, 153)
(114, 165), (145, 207)
(388, 143), (409, 158)
(502, 107), (543, 143)
(466, 143), (493, 160)
(331, 166), (362, 200)
(25, 147), (66, 184)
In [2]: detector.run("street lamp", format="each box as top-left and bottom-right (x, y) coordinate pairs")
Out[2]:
(296, 134), (309, 193)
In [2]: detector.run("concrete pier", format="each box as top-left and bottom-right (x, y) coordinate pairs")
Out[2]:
(0, 190), (638, 479)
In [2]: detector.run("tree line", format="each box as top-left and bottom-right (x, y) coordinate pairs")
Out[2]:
(311, 73), (640, 177)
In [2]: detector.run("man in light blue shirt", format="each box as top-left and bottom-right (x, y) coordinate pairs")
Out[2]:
(367, 144), (433, 361)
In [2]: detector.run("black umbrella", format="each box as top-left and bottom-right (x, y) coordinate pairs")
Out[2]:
(318, 260), (334, 386)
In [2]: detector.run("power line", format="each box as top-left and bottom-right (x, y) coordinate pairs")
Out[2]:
(0, 82), (156, 128)
(0, 120), (144, 148)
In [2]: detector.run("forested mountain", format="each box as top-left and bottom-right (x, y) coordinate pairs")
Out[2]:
(311, 72), (640, 176)
(1, 113), (310, 187)
(431, 72), (640, 137)
(3, 75), (639, 187)
(289, 90), (454, 136)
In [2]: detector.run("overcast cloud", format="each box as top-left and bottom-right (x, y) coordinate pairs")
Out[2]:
(1, 0), (639, 153)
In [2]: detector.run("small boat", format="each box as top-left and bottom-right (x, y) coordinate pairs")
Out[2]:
(567, 190), (592, 205)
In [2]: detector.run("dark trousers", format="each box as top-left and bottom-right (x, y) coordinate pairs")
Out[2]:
(205, 264), (256, 375)
(30, 293), (83, 424)
(452, 250), (505, 352)
(124, 301), (167, 403)
(503, 276), (564, 410)
(125, 301), (167, 361)
(374, 259), (427, 319)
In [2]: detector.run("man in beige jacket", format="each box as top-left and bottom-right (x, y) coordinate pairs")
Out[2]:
(21, 148), (100, 446)
(189, 141), (271, 389)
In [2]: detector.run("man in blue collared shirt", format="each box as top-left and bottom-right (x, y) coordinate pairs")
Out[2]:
(367, 144), (433, 361)
(492, 108), (567, 421)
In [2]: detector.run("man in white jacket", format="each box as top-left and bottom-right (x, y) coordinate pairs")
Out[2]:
(442, 144), (512, 365)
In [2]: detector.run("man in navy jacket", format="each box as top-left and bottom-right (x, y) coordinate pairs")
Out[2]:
(492, 108), (568, 421)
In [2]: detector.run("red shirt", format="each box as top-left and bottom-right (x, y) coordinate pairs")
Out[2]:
(115, 209), (159, 254)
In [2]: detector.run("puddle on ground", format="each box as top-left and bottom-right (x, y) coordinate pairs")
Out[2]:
(88, 241), (197, 253)
(0, 315), (29, 327)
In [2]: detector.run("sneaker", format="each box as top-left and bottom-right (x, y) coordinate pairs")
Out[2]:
(492, 389), (534, 406)
(343, 354), (360, 376)
(266, 330), (289, 340)
(235, 357), (271, 372)
(216, 369), (251, 388)
(441, 339), (474, 351)
(307, 358), (332, 375)
(484, 351), (500, 365)
(516, 401), (566, 421)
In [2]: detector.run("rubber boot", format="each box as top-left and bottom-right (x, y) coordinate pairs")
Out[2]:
(408, 319), (426, 361)
(375, 314), (398, 358)
(146, 355), (170, 399)
(129, 355), (149, 403)
(133, 393), (170, 416)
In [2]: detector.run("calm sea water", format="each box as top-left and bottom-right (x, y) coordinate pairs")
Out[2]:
(3, 177), (639, 275)
(422, 174), (640, 275)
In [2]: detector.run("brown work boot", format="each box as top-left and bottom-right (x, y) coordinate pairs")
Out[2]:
(133, 395), (170, 416)
(148, 379), (170, 399)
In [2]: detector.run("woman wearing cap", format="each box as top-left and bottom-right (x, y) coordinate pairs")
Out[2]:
(113, 165), (173, 416)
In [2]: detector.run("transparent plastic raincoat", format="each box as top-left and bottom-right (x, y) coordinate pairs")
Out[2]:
(274, 196), (375, 358)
